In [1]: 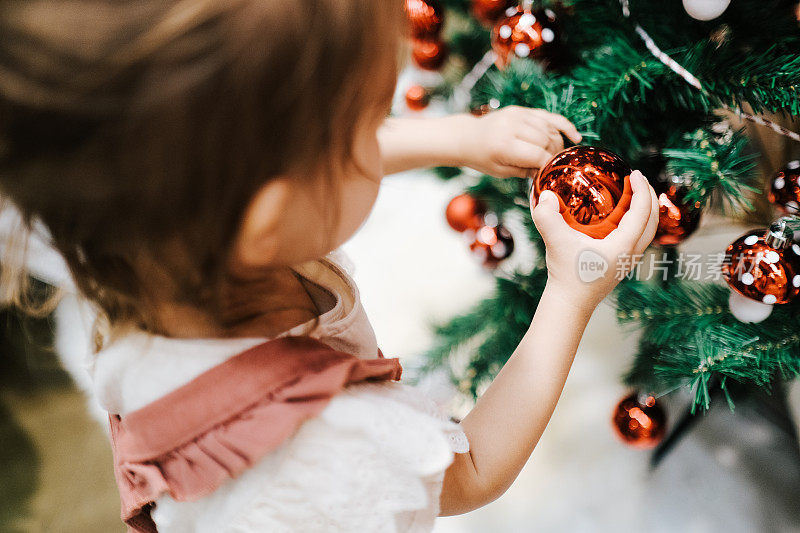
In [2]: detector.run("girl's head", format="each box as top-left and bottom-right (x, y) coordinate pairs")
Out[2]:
(0, 0), (402, 330)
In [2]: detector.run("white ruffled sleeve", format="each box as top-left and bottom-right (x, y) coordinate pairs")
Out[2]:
(151, 382), (468, 533)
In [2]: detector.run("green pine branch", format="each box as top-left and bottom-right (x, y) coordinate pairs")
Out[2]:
(427, 270), (548, 397)
(662, 127), (759, 211)
(616, 279), (800, 411)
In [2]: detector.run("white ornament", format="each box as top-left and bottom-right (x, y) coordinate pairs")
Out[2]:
(728, 290), (773, 323)
(682, 0), (731, 20)
(519, 13), (536, 26)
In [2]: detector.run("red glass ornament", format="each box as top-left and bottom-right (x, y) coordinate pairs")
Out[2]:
(723, 226), (800, 305)
(767, 160), (800, 215)
(405, 85), (431, 111)
(472, 0), (516, 28)
(411, 39), (448, 70)
(469, 224), (514, 268)
(654, 177), (702, 246)
(469, 99), (500, 116)
(405, 0), (444, 39)
(470, 104), (492, 116)
(446, 194), (486, 232)
(490, 7), (559, 69)
(532, 146), (633, 239)
(612, 392), (666, 448)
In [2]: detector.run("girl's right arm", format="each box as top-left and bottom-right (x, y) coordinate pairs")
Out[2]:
(439, 171), (660, 515)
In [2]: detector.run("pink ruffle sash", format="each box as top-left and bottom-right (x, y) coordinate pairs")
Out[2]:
(107, 336), (402, 533)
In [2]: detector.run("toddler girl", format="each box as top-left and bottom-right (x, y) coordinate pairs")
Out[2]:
(0, 0), (659, 531)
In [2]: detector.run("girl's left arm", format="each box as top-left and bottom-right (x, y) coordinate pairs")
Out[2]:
(377, 107), (581, 178)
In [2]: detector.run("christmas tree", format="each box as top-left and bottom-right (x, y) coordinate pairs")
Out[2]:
(407, 0), (800, 451)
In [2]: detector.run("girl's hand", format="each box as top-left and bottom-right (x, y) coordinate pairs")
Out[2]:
(442, 169), (656, 516)
(530, 170), (659, 309)
(459, 106), (582, 178)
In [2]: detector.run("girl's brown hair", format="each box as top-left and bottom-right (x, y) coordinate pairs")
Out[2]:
(0, 0), (402, 329)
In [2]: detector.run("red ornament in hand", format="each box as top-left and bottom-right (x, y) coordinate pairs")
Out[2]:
(405, 85), (431, 111)
(470, 224), (514, 268)
(472, 0), (516, 28)
(723, 224), (800, 306)
(532, 146), (633, 239)
(411, 39), (448, 70)
(446, 193), (486, 232)
(612, 392), (666, 448)
(405, 0), (444, 39)
(654, 176), (702, 246)
(767, 160), (800, 215)
(490, 7), (559, 69)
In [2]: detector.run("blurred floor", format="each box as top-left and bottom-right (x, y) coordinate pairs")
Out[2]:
(0, 387), (121, 532)
(0, 303), (122, 532)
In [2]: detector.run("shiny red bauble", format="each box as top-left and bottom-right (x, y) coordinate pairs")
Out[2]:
(490, 7), (559, 69)
(405, 0), (444, 39)
(446, 193), (487, 232)
(654, 177), (702, 246)
(405, 85), (431, 111)
(767, 160), (800, 215)
(612, 392), (666, 448)
(470, 104), (492, 116)
(472, 0), (516, 28)
(411, 39), (449, 70)
(469, 224), (514, 268)
(532, 146), (633, 239)
(723, 227), (800, 305)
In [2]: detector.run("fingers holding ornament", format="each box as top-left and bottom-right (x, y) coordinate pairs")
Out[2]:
(523, 108), (582, 144)
(531, 146), (634, 239)
(607, 171), (659, 253)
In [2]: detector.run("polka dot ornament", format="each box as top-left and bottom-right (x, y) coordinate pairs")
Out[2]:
(723, 226), (800, 323)
(490, 6), (559, 69)
(768, 160), (800, 215)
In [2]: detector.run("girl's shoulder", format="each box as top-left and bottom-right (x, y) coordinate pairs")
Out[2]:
(152, 381), (468, 533)
(92, 253), (374, 417)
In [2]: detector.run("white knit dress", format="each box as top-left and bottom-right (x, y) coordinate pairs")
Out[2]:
(89, 255), (469, 533)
